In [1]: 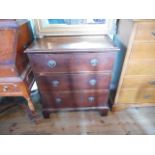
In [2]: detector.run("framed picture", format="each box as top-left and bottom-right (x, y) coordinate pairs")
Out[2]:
(33, 19), (116, 38)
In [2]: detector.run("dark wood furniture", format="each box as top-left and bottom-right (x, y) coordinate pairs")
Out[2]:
(0, 19), (37, 121)
(25, 35), (119, 118)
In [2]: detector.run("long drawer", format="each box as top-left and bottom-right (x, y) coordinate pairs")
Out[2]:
(0, 29), (16, 64)
(126, 59), (155, 76)
(36, 73), (111, 91)
(0, 53), (15, 65)
(0, 83), (21, 94)
(135, 22), (155, 41)
(122, 76), (155, 89)
(117, 88), (155, 104)
(130, 43), (155, 59)
(41, 90), (109, 109)
(28, 52), (116, 73)
(0, 65), (17, 77)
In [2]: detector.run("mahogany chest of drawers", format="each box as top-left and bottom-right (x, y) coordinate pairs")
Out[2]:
(0, 20), (37, 121)
(25, 35), (119, 118)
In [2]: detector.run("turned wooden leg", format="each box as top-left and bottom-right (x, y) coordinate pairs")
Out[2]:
(27, 97), (35, 112)
(99, 108), (109, 116)
(19, 96), (41, 124)
(42, 111), (50, 119)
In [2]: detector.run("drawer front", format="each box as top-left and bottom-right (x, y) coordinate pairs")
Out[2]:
(118, 88), (155, 104)
(0, 83), (21, 94)
(41, 90), (109, 109)
(0, 29), (16, 54)
(29, 52), (116, 73)
(0, 66), (17, 77)
(135, 22), (155, 41)
(122, 76), (155, 89)
(36, 73), (111, 91)
(126, 59), (155, 76)
(131, 43), (155, 59)
(0, 53), (15, 65)
(0, 29), (16, 65)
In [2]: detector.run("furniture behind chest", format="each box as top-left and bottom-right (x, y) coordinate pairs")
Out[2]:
(114, 20), (155, 110)
(0, 19), (36, 116)
(25, 35), (119, 118)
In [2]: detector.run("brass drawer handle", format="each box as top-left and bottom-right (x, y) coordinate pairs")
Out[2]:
(89, 79), (97, 86)
(90, 58), (98, 66)
(88, 96), (95, 103)
(55, 97), (62, 104)
(143, 94), (152, 99)
(52, 80), (60, 87)
(48, 60), (56, 68)
(152, 32), (155, 36)
(3, 86), (8, 92)
(148, 80), (155, 85)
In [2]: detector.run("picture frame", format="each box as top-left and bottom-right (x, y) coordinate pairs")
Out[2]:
(33, 19), (116, 38)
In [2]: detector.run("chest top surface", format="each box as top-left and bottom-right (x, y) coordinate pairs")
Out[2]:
(25, 35), (119, 53)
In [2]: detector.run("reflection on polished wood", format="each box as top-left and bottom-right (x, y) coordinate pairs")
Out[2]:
(26, 35), (118, 52)
(1, 100), (155, 134)
(26, 35), (119, 117)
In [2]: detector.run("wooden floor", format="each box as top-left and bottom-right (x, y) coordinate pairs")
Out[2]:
(0, 93), (155, 135)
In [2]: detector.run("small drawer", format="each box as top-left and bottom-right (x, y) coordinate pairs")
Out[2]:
(0, 53), (15, 65)
(40, 90), (109, 109)
(0, 83), (21, 94)
(126, 59), (155, 76)
(118, 88), (155, 104)
(122, 76), (155, 89)
(36, 73), (112, 91)
(0, 66), (18, 77)
(130, 43), (155, 59)
(28, 52), (116, 73)
(135, 22), (155, 41)
(0, 30), (16, 65)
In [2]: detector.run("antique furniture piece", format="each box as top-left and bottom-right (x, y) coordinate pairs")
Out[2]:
(114, 20), (155, 110)
(0, 19), (37, 120)
(33, 19), (115, 37)
(25, 35), (119, 118)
